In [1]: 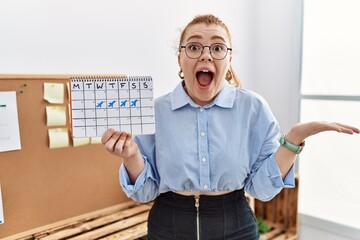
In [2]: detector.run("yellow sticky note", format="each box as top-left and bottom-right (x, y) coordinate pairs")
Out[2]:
(44, 83), (64, 104)
(46, 106), (67, 126)
(90, 137), (102, 144)
(73, 137), (90, 147)
(48, 128), (69, 149)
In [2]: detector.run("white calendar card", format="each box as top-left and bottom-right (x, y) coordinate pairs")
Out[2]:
(70, 76), (155, 138)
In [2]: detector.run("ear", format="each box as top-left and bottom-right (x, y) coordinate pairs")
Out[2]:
(178, 54), (181, 66)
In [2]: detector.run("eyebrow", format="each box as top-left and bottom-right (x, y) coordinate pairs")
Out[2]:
(186, 35), (226, 43)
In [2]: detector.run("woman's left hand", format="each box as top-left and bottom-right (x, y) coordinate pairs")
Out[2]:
(286, 121), (360, 145)
(275, 122), (359, 177)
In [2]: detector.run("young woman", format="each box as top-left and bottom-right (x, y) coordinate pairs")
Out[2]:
(102, 14), (359, 240)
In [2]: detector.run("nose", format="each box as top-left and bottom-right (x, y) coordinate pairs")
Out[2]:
(199, 46), (213, 62)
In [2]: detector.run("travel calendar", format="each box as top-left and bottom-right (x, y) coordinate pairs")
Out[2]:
(70, 76), (155, 138)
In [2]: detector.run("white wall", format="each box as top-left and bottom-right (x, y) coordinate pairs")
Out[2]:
(0, 0), (251, 97)
(250, 0), (303, 133)
(0, 0), (302, 132)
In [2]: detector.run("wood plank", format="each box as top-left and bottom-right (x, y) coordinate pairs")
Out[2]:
(265, 198), (276, 224)
(281, 187), (289, 228)
(288, 177), (299, 229)
(286, 235), (297, 240)
(271, 233), (297, 240)
(260, 228), (283, 240)
(273, 195), (279, 223)
(255, 199), (266, 219)
(98, 222), (148, 240)
(39, 205), (151, 240)
(3, 202), (138, 240)
(271, 233), (287, 240)
(14, 237), (34, 240)
(68, 212), (149, 240)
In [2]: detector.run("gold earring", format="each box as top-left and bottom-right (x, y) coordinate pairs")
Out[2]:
(178, 70), (184, 79)
(225, 70), (233, 80)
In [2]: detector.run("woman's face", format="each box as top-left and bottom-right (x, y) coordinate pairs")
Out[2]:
(178, 23), (232, 106)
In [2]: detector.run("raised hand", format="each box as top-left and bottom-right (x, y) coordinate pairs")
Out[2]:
(286, 121), (359, 145)
(276, 121), (359, 178)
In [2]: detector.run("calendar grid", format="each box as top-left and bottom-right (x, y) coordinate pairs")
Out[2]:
(70, 76), (155, 138)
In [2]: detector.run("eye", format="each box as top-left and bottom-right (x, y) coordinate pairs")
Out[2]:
(211, 44), (225, 52)
(187, 43), (202, 52)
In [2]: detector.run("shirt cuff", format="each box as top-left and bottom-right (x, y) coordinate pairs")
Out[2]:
(119, 156), (150, 197)
(267, 154), (296, 188)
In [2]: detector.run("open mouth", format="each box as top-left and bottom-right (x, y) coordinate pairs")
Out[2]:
(196, 70), (214, 87)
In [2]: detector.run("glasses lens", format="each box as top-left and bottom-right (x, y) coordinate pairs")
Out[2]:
(185, 43), (203, 59)
(210, 43), (228, 60)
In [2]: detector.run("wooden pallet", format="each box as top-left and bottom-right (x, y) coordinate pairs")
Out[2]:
(5, 201), (151, 240)
(256, 176), (299, 240)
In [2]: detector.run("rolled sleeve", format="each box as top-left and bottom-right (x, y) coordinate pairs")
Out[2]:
(119, 159), (148, 194)
(245, 154), (295, 202)
(267, 154), (295, 188)
(119, 155), (160, 203)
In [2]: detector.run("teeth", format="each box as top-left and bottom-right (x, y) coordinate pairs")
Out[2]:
(201, 70), (209, 72)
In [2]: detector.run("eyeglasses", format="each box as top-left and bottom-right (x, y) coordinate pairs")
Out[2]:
(180, 42), (232, 60)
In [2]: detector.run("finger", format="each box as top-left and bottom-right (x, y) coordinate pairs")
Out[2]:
(120, 134), (134, 157)
(124, 133), (132, 147)
(113, 132), (128, 155)
(101, 128), (115, 145)
(327, 122), (354, 134)
(323, 122), (342, 133)
(334, 122), (360, 134)
(103, 131), (121, 152)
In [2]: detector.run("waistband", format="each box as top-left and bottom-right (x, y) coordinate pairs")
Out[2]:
(157, 189), (246, 212)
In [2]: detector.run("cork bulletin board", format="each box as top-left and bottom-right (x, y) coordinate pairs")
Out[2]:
(0, 74), (130, 238)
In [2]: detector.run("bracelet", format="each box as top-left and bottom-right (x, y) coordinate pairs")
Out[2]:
(279, 135), (305, 154)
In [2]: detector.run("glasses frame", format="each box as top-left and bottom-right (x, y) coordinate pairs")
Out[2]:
(180, 42), (232, 60)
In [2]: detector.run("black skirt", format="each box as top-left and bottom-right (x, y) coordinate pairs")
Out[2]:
(147, 189), (259, 240)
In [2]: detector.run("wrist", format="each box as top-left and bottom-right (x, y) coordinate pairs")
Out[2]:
(279, 134), (305, 154)
(123, 149), (143, 167)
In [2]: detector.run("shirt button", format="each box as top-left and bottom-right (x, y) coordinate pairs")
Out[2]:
(200, 108), (204, 112)
(201, 157), (207, 163)
(200, 131), (206, 137)
(203, 184), (208, 190)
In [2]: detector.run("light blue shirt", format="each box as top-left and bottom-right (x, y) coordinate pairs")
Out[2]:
(120, 81), (295, 203)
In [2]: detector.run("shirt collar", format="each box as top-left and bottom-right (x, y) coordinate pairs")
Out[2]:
(212, 81), (236, 108)
(170, 81), (236, 110)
